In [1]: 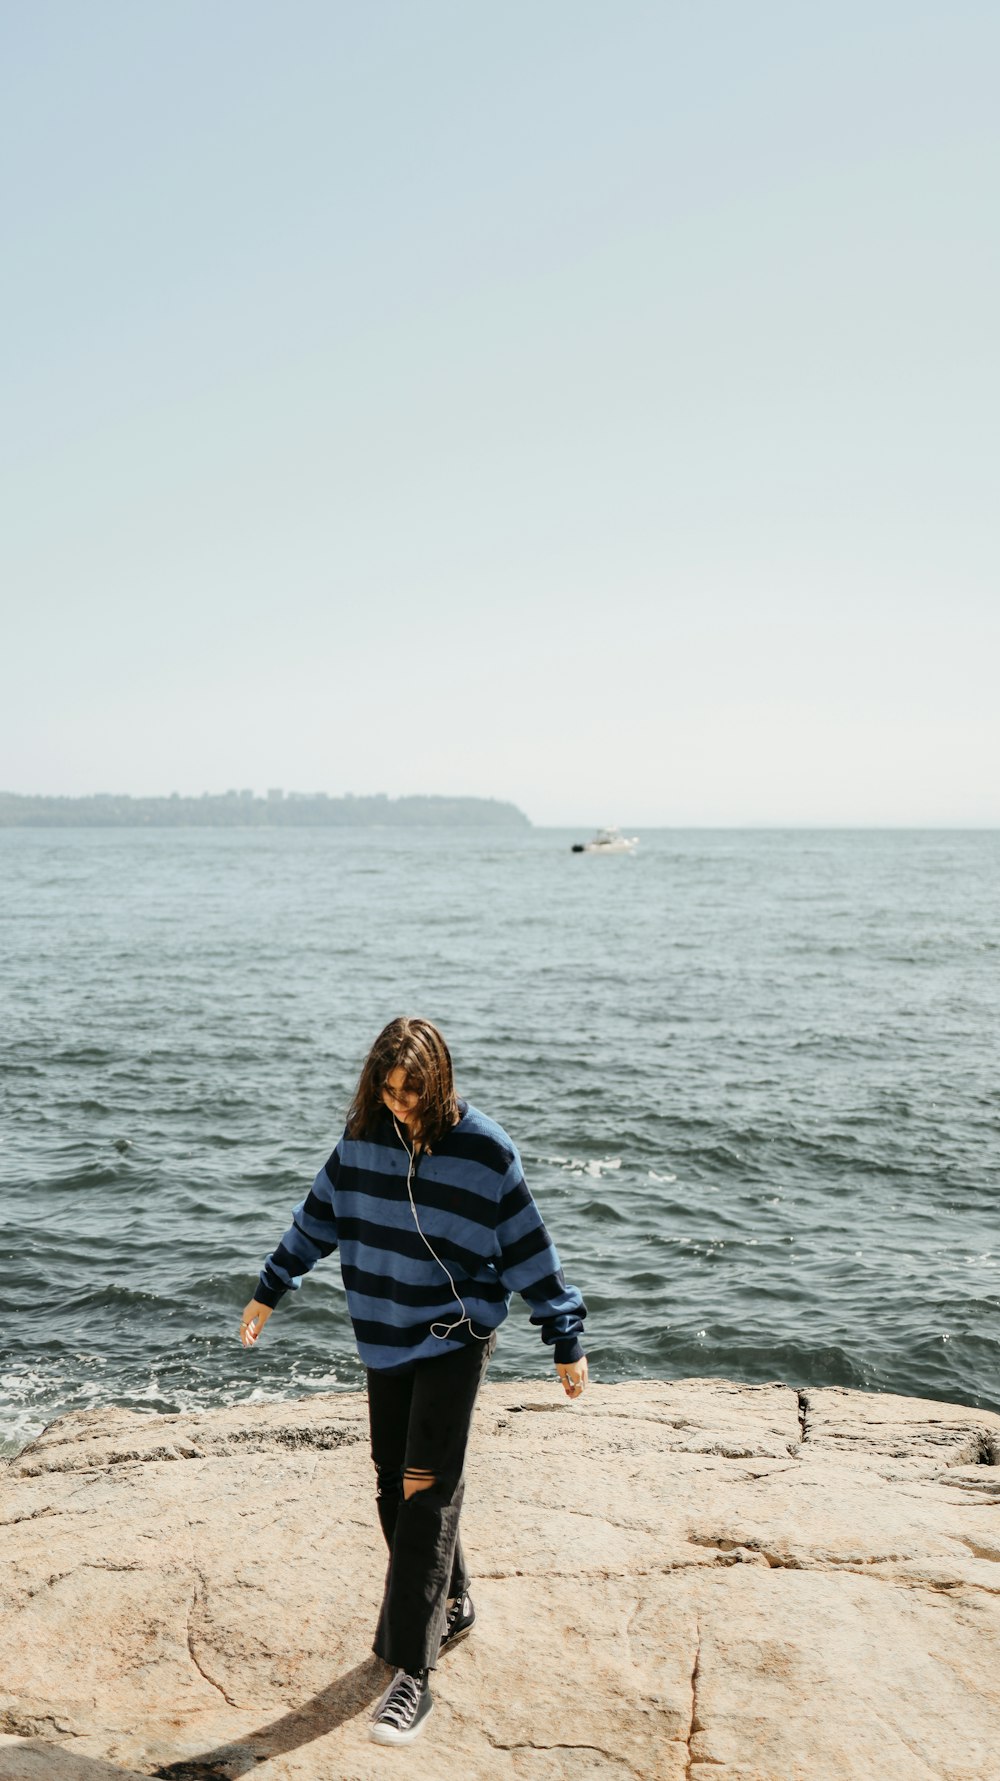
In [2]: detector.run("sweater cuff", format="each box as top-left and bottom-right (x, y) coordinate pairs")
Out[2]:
(554, 1337), (584, 1365)
(254, 1276), (285, 1310)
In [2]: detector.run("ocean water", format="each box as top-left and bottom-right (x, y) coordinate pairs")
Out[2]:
(2, 825), (998, 1456)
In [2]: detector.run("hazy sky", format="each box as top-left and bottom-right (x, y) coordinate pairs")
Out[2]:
(3, 1), (997, 825)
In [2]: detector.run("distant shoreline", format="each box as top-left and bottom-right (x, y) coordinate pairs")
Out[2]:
(0, 791), (530, 829)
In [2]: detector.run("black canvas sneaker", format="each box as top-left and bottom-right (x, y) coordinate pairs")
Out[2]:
(369, 1668), (434, 1745)
(439, 1591), (476, 1654)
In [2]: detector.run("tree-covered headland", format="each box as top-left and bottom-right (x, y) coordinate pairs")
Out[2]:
(0, 791), (530, 828)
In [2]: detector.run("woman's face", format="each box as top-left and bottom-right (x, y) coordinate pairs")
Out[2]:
(383, 1065), (420, 1128)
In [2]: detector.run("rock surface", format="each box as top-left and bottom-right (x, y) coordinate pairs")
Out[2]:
(2, 1378), (1000, 1780)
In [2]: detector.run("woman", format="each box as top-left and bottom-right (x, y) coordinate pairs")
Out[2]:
(240, 1016), (588, 1747)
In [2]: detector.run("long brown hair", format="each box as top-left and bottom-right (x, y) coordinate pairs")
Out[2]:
(346, 1017), (459, 1147)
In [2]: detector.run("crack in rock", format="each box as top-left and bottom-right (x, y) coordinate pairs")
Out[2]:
(955, 1534), (1000, 1562)
(485, 1736), (620, 1758)
(517, 1500), (658, 1534)
(0, 1504), (68, 1528)
(185, 1578), (241, 1709)
(685, 1533), (1000, 1592)
(0, 1710), (83, 1738)
(152, 1762), (237, 1779)
(948, 1430), (1000, 1467)
(506, 1403), (565, 1415)
(811, 1565), (1000, 1599)
(688, 1533), (800, 1568)
(684, 1618), (701, 1778)
(224, 1424), (364, 1452)
(11, 1425), (365, 1478)
(796, 1389), (810, 1446)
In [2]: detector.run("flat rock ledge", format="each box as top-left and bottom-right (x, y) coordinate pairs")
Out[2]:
(2, 1379), (1000, 1781)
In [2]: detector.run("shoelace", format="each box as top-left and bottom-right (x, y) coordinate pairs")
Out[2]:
(444, 1595), (466, 1637)
(380, 1671), (422, 1728)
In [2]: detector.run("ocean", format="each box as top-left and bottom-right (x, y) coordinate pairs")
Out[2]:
(2, 824), (998, 1455)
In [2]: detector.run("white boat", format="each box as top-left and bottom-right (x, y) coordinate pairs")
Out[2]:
(571, 826), (639, 854)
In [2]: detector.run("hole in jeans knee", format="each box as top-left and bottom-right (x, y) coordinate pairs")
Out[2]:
(403, 1468), (438, 1499)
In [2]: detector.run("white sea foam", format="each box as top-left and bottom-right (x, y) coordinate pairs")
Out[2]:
(543, 1155), (623, 1180)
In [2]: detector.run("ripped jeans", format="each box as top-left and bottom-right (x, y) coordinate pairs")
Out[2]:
(367, 1331), (496, 1675)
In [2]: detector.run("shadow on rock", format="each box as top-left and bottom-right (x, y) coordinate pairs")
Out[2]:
(152, 1657), (386, 1779)
(0, 1742), (148, 1780)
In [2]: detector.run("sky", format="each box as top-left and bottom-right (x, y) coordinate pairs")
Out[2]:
(2, 1), (997, 826)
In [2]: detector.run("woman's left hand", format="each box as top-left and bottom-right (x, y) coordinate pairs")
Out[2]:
(556, 1356), (589, 1399)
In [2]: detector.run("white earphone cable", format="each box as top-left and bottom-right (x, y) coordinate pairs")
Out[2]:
(393, 1115), (492, 1343)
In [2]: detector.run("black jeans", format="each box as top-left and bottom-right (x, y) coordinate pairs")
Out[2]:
(367, 1332), (496, 1675)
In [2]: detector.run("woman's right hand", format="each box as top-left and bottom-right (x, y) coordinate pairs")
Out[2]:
(240, 1299), (273, 1347)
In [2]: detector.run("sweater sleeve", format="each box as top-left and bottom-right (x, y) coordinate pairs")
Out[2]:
(255, 1146), (341, 1309)
(494, 1157), (587, 1364)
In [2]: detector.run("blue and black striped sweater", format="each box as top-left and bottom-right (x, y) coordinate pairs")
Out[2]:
(256, 1101), (586, 1372)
